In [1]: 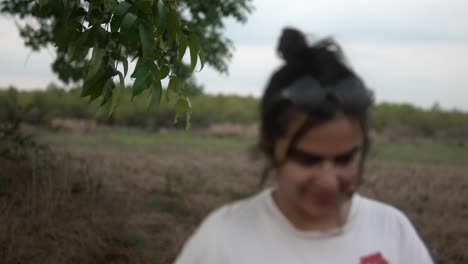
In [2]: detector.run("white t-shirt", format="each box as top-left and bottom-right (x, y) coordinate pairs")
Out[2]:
(175, 188), (434, 264)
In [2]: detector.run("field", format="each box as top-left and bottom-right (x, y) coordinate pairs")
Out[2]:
(1, 127), (467, 263)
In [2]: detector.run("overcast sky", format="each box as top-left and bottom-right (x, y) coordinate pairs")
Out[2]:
(1, 0), (467, 111)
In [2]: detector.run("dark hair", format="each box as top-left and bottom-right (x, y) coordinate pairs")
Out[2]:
(258, 28), (373, 187)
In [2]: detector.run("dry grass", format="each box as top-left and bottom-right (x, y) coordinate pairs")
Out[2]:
(362, 162), (468, 263)
(49, 118), (97, 133)
(0, 149), (143, 264)
(60, 147), (260, 264)
(204, 122), (258, 138)
(1, 130), (467, 263)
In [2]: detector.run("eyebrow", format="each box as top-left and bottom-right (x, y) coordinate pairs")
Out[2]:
(289, 145), (362, 161)
(334, 146), (362, 160)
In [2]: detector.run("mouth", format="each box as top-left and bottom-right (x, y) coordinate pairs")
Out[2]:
(313, 193), (338, 207)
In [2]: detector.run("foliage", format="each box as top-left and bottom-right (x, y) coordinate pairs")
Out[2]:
(0, 88), (42, 160)
(371, 141), (468, 164)
(371, 102), (468, 138)
(2, 86), (468, 140)
(1, 0), (253, 127)
(0, 85), (259, 129)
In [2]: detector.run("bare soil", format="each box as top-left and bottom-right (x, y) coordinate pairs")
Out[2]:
(2, 145), (467, 263)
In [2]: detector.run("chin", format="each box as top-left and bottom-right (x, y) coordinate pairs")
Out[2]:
(300, 201), (338, 219)
(301, 194), (350, 217)
(303, 208), (338, 222)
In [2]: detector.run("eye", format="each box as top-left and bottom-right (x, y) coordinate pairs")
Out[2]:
(288, 149), (323, 166)
(334, 152), (357, 166)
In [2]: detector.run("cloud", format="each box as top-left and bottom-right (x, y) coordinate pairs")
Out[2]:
(225, 0), (468, 44)
(344, 41), (468, 109)
(197, 45), (281, 96)
(1, 1), (467, 110)
(197, 41), (468, 110)
(0, 17), (59, 89)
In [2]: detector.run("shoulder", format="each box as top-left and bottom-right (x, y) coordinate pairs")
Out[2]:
(355, 195), (434, 263)
(356, 195), (414, 230)
(174, 191), (267, 264)
(181, 189), (268, 243)
(353, 195), (428, 247)
(200, 190), (267, 232)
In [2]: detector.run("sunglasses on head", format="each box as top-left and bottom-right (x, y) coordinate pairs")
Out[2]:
(267, 76), (373, 114)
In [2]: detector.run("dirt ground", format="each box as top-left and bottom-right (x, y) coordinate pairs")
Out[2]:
(68, 146), (468, 263)
(2, 144), (467, 263)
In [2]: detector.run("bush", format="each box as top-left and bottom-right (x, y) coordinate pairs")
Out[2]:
(1, 86), (467, 140)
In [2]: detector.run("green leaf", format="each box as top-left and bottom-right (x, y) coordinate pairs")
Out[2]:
(88, 77), (107, 102)
(134, 0), (153, 15)
(121, 12), (137, 34)
(87, 47), (106, 80)
(121, 58), (129, 77)
(94, 25), (110, 48)
(174, 97), (192, 129)
(115, 1), (132, 17)
(111, 17), (121, 33)
(133, 74), (153, 99)
(88, 8), (103, 25)
(148, 64), (162, 110)
(139, 23), (154, 59)
(186, 111), (191, 129)
(152, 0), (160, 25)
(132, 60), (154, 98)
(182, 25), (191, 36)
(188, 34), (200, 72)
(104, 0), (118, 13)
(80, 82), (93, 98)
(67, 44), (89, 63)
(167, 8), (179, 46)
(55, 21), (79, 46)
(101, 94), (113, 115)
(155, 1), (169, 36)
(198, 46), (205, 71)
(100, 78), (115, 107)
(75, 47), (90, 63)
(111, 1), (131, 32)
(189, 44), (198, 73)
(154, 45), (164, 60)
(130, 57), (143, 79)
(81, 66), (106, 98)
(130, 54), (152, 79)
(189, 34), (201, 50)
(38, 0), (48, 8)
(178, 33), (187, 62)
(159, 64), (170, 79)
(148, 78), (162, 111)
(110, 71), (125, 115)
(67, 44), (79, 63)
(88, 65), (118, 102)
(100, 79), (116, 115)
(67, 29), (90, 62)
(166, 75), (178, 102)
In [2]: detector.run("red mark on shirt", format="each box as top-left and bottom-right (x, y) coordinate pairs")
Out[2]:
(360, 252), (388, 264)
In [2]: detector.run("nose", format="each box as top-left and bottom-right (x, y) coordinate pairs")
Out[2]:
(316, 160), (340, 192)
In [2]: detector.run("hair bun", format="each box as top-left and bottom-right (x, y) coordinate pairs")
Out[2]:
(277, 28), (308, 64)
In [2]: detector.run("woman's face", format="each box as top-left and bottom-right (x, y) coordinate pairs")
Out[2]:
(274, 112), (365, 221)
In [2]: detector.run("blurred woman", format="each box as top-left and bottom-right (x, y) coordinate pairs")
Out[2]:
(174, 28), (433, 264)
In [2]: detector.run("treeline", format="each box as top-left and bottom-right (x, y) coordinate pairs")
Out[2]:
(0, 85), (259, 129)
(1, 85), (467, 139)
(372, 102), (468, 138)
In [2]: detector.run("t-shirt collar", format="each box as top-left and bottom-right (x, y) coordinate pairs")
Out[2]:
(262, 187), (361, 239)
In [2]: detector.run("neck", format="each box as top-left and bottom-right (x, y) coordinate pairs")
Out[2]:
(272, 190), (352, 232)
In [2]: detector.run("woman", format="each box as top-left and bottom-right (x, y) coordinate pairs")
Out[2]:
(174, 28), (433, 264)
